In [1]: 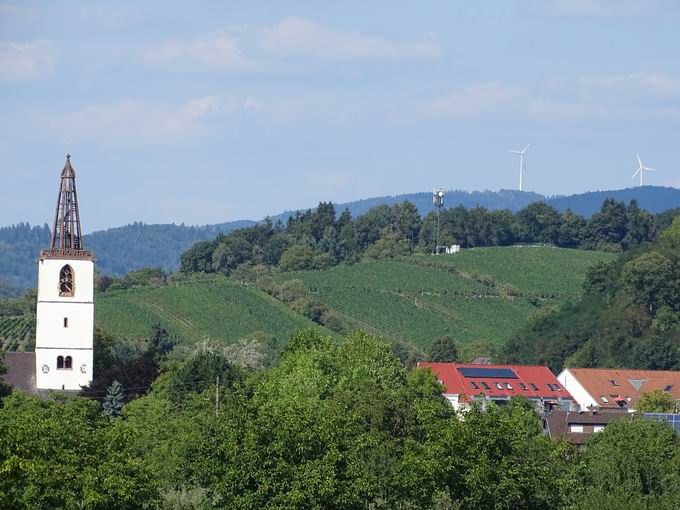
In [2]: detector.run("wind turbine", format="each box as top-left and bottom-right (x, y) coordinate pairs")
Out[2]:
(632, 153), (656, 187)
(508, 143), (531, 192)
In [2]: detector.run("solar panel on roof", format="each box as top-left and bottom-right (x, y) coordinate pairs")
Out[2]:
(458, 367), (518, 379)
(643, 413), (680, 434)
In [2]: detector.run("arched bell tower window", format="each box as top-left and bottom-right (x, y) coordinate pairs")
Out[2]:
(57, 356), (64, 369)
(59, 265), (75, 297)
(64, 356), (72, 369)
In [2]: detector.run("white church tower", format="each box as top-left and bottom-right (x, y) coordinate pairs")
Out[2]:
(35, 155), (94, 391)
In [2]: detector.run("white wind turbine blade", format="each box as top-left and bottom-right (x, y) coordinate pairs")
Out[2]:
(521, 142), (531, 154)
(632, 168), (640, 178)
(643, 166), (656, 171)
(508, 149), (522, 154)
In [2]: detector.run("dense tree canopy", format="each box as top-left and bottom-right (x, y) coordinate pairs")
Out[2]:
(3, 329), (680, 508)
(180, 199), (665, 278)
(503, 219), (680, 372)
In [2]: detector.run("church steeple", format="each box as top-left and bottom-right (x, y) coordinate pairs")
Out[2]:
(50, 154), (85, 253)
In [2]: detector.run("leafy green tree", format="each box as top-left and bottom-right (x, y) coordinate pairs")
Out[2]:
(557, 209), (586, 248)
(363, 234), (412, 260)
(577, 419), (680, 506)
(517, 202), (562, 244)
(586, 198), (628, 249)
(393, 201), (421, 246)
(103, 380), (125, 419)
(428, 336), (459, 362)
(0, 351), (10, 402)
(180, 240), (215, 274)
(636, 389), (678, 413)
(279, 244), (315, 271)
(0, 392), (160, 508)
(632, 336), (680, 371)
(623, 199), (655, 249)
(169, 350), (241, 403)
(149, 323), (176, 356)
(622, 251), (677, 314)
(661, 216), (680, 248)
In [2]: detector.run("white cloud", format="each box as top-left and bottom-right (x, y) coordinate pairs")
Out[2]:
(580, 72), (680, 98)
(257, 17), (444, 60)
(142, 32), (253, 70)
(0, 40), (56, 81)
(420, 81), (633, 122)
(142, 18), (444, 70)
(43, 96), (228, 142)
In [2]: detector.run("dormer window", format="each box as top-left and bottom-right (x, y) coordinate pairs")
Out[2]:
(59, 265), (75, 297)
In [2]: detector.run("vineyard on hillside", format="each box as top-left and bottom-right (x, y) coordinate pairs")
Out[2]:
(0, 315), (34, 351)
(273, 247), (616, 354)
(0, 247), (615, 357)
(95, 278), (325, 345)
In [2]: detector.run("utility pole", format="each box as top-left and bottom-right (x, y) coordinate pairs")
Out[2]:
(215, 375), (220, 417)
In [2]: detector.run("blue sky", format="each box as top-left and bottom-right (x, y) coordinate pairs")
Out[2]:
(2, 0), (680, 231)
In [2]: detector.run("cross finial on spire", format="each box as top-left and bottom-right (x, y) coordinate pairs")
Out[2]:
(66, 153), (71, 160)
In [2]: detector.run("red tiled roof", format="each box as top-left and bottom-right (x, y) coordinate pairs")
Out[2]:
(418, 362), (574, 402)
(566, 368), (680, 409)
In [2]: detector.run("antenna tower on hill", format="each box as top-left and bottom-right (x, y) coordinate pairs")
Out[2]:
(433, 188), (445, 254)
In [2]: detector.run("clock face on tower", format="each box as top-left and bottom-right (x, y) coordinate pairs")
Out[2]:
(59, 265), (74, 296)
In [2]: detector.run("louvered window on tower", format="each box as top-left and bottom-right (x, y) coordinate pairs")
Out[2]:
(59, 265), (74, 296)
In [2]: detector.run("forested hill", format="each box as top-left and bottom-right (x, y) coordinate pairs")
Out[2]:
(2, 186), (679, 292)
(0, 220), (254, 292)
(273, 186), (680, 222)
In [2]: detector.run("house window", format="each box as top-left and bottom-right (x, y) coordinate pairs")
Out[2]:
(665, 385), (674, 392)
(506, 383), (513, 390)
(570, 425), (584, 433)
(59, 265), (75, 297)
(600, 396), (609, 403)
(470, 382), (479, 390)
(481, 382), (491, 390)
(57, 355), (64, 369)
(547, 383), (555, 391)
(64, 356), (72, 370)
(519, 383), (528, 390)
(495, 382), (504, 390)
(609, 379), (619, 387)
(594, 425), (605, 432)
(64, 317), (68, 328)
(530, 383), (539, 391)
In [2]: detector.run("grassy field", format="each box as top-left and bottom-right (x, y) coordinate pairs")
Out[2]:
(273, 247), (616, 352)
(95, 278), (325, 345)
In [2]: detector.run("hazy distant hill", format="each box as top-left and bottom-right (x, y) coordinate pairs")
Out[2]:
(2, 185), (679, 292)
(546, 186), (680, 216)
(272, 189), (546, 223)
(273, 186), (680, 221)
(0, 220), (254, 291)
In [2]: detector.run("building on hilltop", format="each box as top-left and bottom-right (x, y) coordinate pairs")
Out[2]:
(3, 156), (94, 394)
(557, 368), (680, 413)
(418, 362), (577, 413)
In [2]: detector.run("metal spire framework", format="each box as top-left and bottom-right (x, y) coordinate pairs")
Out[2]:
(42, 155), (92, 259)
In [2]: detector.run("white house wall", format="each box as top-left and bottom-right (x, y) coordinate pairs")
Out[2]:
(557, 369), (596, 411)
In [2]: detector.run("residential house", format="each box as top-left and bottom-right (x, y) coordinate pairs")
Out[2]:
(557, 368), (680, 412)
(418, 362), (577, 412)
